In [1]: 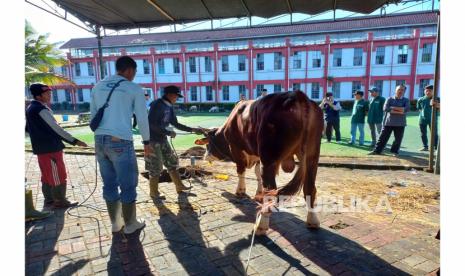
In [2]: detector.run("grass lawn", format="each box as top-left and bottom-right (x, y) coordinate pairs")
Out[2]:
(26, 112), (438, 158)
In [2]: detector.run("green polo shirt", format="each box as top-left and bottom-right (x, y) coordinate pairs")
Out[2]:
(367, 96), (386, 124)
(351, 99), (368, 124)
(417, 96), (435, 125)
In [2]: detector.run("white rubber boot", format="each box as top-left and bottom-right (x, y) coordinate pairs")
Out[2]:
(122, 202), (145, 234)
(105, 200), (124, 233)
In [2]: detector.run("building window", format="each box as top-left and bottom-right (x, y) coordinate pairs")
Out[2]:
(103, 62), (108, 76)
(292, 83), (300, 91)
(293, 52), (302, 69)
(159, 86), (164, 97)
(173, 58), (180, 73)
(157, 59), (164, 74)
(190, 86), (197, 101)
(74, 63), (81, 77)
(421, 43), (433, 63)
(65, 90), (71, 102)
(60, 66), (67, 76)
(205, 56), (212, 72)
(353, 48), (363, 66)
(142, 59), (150, 74)
(189, 57), (196, 73)
(52, 90), (58, 102)
(238, 55), (246, 71)
(77, 88), (84, 102)
(87, 62), (94, 76)
(274, 52), (282, 70)
(256, 53), (264, 71)
(311, 82), (320, 99)
(397, 45), (408, 64)
(222, 86), (229, 101)
(273, 84), (282, 93)
(352, 81), (362, 98)
(238, 84), (246, 96)
(256, 84), (264, 98)
(312, 51), (322, 68)
(419, 79), (430, 97)
(206, 86), (213, 101)
(332, 82), (341, 98)
(221, 55), (229, 72)
(375, 46), (385, 65)
(374, 80), (383, 95)
(333, 49), (342, 67)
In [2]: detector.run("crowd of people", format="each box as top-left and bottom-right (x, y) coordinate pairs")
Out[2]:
(320, 83), (439, 156)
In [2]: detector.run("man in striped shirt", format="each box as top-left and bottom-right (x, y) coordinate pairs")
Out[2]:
(26, 83), (88, 208)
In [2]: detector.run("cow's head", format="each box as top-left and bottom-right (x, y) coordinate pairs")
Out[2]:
(195, 128), (231, 162)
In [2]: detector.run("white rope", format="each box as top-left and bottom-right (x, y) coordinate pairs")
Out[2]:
(245, 212), (262, 275)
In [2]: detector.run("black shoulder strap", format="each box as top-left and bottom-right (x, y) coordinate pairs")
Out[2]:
(103, 79), (125, 108)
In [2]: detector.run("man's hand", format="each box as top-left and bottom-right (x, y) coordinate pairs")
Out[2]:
(192, 128), (204, 135)
(169, 131), (177, 138)
(144, 144), (152, 157)
(76, 140), (88, 147)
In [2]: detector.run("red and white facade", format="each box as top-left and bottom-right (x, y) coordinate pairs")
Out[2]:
(52, 11), (438, 105)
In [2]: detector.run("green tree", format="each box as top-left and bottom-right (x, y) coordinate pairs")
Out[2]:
(25, 20), (74, 86)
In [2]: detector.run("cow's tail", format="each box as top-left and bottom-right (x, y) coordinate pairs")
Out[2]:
(278, 100), (320, 196)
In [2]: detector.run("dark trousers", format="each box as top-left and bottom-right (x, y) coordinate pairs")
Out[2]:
(373, 125), (405, 154)
(420, 123), (438, 149)
(325, 120), (341, 142)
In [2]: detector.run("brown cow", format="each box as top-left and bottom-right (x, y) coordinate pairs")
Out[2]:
(196, 90), (323, 235)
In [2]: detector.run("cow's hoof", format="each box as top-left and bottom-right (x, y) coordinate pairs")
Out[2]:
(306, 222), (320, 229)
(235, 189), (247, 197)
(306, 212), (320, 229)
(254, 193), (264, 203)
(255, 227), (268, 236)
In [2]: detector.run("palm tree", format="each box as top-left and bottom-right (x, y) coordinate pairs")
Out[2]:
(25, 20), (74, 86)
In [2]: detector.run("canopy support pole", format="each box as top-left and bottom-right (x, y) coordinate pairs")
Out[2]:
(427, 13), (440, 173)
(96, 25), (105, 79)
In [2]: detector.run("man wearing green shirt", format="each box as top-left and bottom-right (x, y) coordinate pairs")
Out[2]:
(417, 84), (438, 151)
(367, 87), (386, 147)
(349, 90), (369, 145)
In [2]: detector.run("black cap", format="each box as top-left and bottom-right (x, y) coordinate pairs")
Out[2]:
(30, 83), (51, 97)
(261, 88), (267, 92)
(425, 84), (434, 90)
(353, 90), (364, 96)
(325, 92), (333, 97)
(368, 87), (379, 93)
(163, 85), (183, 98)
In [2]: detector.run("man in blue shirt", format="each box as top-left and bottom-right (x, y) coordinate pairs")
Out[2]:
(369, 85), (410, 156)
(91, 56), (151, 235)
(319, 92), (341, 143)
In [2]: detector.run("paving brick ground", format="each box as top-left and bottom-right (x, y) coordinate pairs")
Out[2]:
(25, 153), (439, 275)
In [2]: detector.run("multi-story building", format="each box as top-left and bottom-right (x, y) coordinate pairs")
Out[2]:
(52, 11), (438, 106)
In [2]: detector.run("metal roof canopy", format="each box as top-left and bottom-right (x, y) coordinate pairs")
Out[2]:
(49, 0), (405, 31)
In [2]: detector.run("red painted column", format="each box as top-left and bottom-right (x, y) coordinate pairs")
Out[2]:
(198, 55), (202, 103)
(284, 38), (290, 91)
(248, 40), (254, 99)
(181, 46), (187, 103)
(92, 50), (102, 83)
(364, 32), (373, 100)
(213, 43), (219, 103)
(150, 47), (157, 99)
(323, 35), (331, 95)
(409, 29), (421, 100)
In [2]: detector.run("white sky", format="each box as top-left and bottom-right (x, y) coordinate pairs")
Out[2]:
(25, 0), (438, 47)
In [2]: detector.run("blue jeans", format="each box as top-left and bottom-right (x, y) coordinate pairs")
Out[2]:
(95, 135), (138, 204)
(350, 123), (365, 145)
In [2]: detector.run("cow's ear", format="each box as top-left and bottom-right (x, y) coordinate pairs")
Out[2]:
(195, 138), (209, 145)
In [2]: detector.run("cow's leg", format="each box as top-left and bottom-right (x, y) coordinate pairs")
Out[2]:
(304, 156), (321, 229)
(255, 211), (271, 236)
(261, 162), (278, 190)
(253, 163), (264, 202)
(235, 165), (247, 197)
